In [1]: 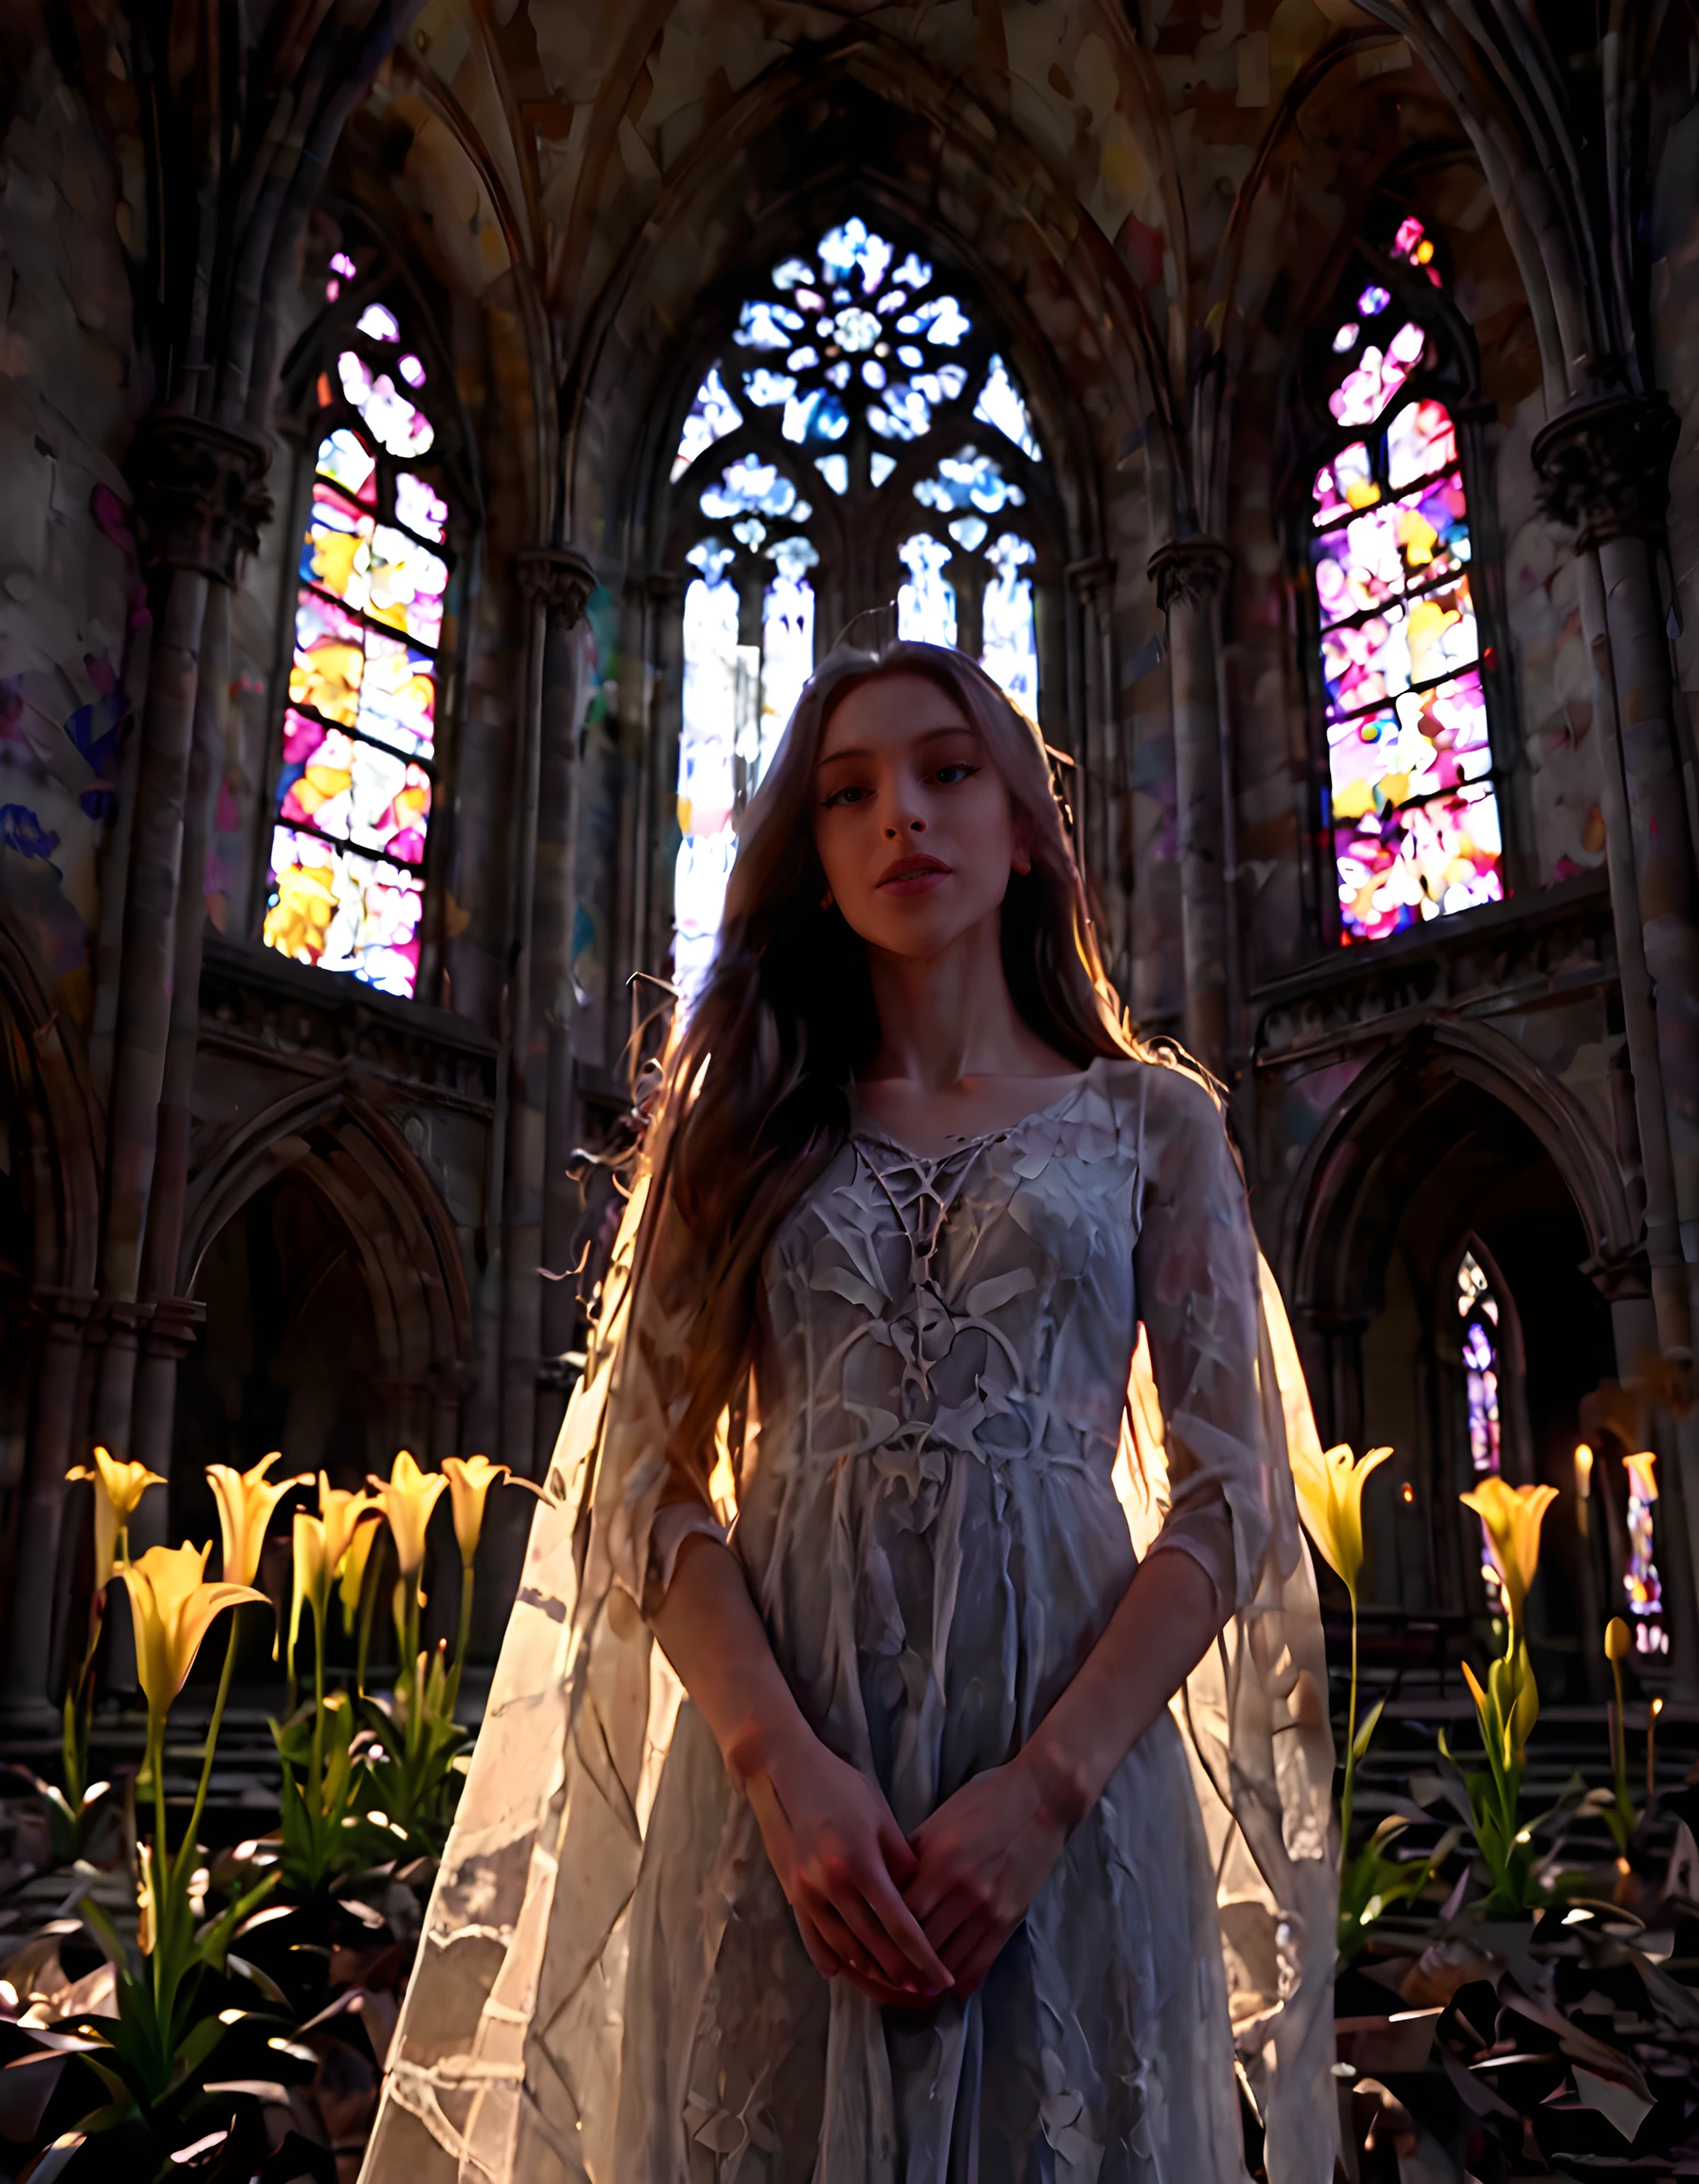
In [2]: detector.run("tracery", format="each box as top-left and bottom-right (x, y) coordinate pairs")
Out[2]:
(668, 216), (1050, 993)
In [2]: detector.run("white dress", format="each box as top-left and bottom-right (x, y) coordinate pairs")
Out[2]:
(362, 1053), (1339, 2184)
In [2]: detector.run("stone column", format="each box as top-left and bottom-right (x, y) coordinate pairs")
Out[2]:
(91, 415), (270, 1465)
(130, 582), (229, 1519)
(527, 554), (596, 1457)
(1534, 391), (1699, 1633)
(1148, 537), (1232, 1073)
(1069, 558), (1120, 986)
(500, 551), (594, 1465)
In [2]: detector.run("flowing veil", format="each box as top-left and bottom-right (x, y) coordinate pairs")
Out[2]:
(360, 1178), (1340, 2184)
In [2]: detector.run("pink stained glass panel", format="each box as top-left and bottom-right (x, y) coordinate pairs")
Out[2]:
(355, 632), (437, 761)
(361, 524), (448, 646)
(263, 824), (424, 996)
(301, 481), (373, 600)
(1326, 676), (1494, 824)
(1311, 476), (1471, 628)
(1328, 674), (1492, 819)
(1334, 779), (1504, 943)
(1320, 573), (1478, 719)
(276, 721), (431, 866)
(1311, 440), (1379, 528)
(1386, 397), (1458, 490)
(337, 350), (435, 459)
(289, 592), (367, 727)
(1328, 320), (1427, 428)
(394, 471), (449, 543)
(300, 483), (447, 648)
(316, 428), (377, 505)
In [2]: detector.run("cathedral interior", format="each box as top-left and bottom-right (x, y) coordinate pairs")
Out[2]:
(3, 0), (1699, 1748)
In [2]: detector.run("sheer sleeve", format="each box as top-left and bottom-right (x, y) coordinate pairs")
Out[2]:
(1120, 1054), (1341, 2184)
(1131, 1061), (1271, 1614)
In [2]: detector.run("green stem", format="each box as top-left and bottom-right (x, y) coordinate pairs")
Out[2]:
(310, 1598), (327, 1819)
(148, 1713), (171, 2047)
(405, 1577), (423, 1760)
(1340, 1590), (1360, 1851)
(1610, 1656), (1629, 1817)
(180, 1612), (241, 1881)
(356, 1541), (382, 1699)
(448, 1561), (474, 1717)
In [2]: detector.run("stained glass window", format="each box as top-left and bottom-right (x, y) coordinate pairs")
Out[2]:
(263, 283), (454, 997)
(1309, 216), (1506, 945)
(668, 215), (1050, 990)
(1621, 1451), (1668, 1656)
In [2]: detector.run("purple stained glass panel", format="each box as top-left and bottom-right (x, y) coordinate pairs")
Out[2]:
(1334, 779), (1504, 943)
(1311, 477), (1471, 628)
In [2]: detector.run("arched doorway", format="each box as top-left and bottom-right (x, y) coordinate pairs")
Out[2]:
(172, 1167), (385, 1551)
(1286, 1036), (1635, 1698)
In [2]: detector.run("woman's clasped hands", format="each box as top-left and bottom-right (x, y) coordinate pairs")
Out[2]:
(744, 1720), (1071, 2009)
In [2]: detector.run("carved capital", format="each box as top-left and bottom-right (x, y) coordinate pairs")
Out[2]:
(1068, 555), (1116, 624)
(519, 546), (596, 627)
(1147, 536), (1231, 614)
(128, 414), (274, 584)
(1531, 392), (1679, 548)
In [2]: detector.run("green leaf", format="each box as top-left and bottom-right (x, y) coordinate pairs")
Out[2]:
(1351, 1696), (1387, 1762)
(164, 2011), (229, 2095)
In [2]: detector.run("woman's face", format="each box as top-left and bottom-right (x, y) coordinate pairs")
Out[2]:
(812, 672), (1028, 961)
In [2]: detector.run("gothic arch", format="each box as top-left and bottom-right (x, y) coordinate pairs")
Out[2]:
(178, 1080), (473, 1410)
(1282, 1017), (1636, 1322)
(559, 34), (1176, 572)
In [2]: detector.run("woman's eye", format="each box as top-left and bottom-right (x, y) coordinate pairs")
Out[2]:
(934, 762), (977, 786)
(821, 783), (871, 808)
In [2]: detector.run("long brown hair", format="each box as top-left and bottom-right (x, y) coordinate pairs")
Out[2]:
(621, 642), (1139, 1484)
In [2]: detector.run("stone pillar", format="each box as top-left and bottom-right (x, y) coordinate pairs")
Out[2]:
(501, 552), (594, 1460)
(1149, 537), (1232, 1073)
(130, 582), (230, 1518)
(1534, 391), (1699, 1643)
(91, 418), (270, 1459)
(529, 554), (596, 1454)
(482, 549), (594, 1642)
(1069, 558), (1120, 987)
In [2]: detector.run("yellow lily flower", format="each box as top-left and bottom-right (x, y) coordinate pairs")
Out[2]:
(367, 1449), (448, 1579)
(1604, 1615), (1631, 1663)
(1458, 1475), (1558, 1634)
(1623, 1450), (1658, 1504)
(206, 1451), (310, 1587)
(338, 1515), (383, 1636)
(319, 1475), (382, 1575)
(1287, 1440), (1393, 1601)
(65, 1446), (166, 1591)
(442, 1454), (539, 1566)
(119, 1544), (265, 1728)
(288, 1509), (333, 1668)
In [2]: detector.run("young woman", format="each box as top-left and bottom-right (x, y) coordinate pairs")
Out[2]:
(365, 645), (1337, 2184)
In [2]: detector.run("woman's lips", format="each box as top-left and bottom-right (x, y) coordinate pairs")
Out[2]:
(877, 855), (951, 897)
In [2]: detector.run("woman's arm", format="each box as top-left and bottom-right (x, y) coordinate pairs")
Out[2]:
(906, 1064), (1263, 1995)
(903, 1540), (1223, 1995)
(649, 1530), (954, 2001)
